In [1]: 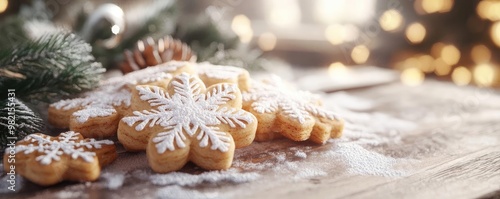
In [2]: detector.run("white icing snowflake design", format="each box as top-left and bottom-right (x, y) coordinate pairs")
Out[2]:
(198, 63), (246, 80)
(243, 76), (339, 124)
(122, 73), (254, 153)
(51, 62), (190, 123)
(15, 131), (114, 165)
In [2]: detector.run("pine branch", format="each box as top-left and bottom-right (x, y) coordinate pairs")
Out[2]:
(0, 98), (44, 152)
(0, 32), (105, 103)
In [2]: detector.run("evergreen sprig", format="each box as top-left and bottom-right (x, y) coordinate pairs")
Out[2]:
(0, 32), (105, 103)
(0, 98), (43, 152)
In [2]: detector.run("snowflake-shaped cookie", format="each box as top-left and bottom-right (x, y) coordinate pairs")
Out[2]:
(197, 62), (251, 91)
(242, 76), (344, 144)
(48, 61), (196, 138)
(2, 131), (117, 186)
(118, 73), (257, 173)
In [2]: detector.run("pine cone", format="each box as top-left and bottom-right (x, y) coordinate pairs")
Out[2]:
(120, 36), (196, 74)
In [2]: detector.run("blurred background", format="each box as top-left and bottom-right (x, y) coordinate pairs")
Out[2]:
(1, 0), (499, 88)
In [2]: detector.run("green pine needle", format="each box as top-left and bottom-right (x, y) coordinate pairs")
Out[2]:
(0, 32), (105, 103)
(0, 98), (43, 152)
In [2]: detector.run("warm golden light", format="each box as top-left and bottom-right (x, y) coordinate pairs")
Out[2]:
(379, 9), (404, 32)
(328, 62), (349, 78)
(418, 54), (435, 72)
(351, 45), (370, 64)
(471, 44), (491, 64)
(474, 64), (496, 87)
(231, 15), (253, 43)
(0, 0), (8, 13)
(452, 66), (472, 86)
(434, 58), (452, 76)
(431, 42), (445, 58)
(440, 0), (454, 13)
(401, 68), (425, 86)
(477, 0), (500, 21)
(403, 57), (420, 70)
(440, 45), (460, 65)
(258, 32), (277, 51)
(406, 23), (426, 44)
(325, 24), (345, 45)
(419, 0), (454, 14)
(422, 0), (443, 14)
(491, 22), (500, 47)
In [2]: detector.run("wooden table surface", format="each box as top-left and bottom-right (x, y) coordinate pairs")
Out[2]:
(1, 77), (500, 199)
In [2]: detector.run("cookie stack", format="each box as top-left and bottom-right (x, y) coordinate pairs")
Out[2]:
(3, 61), (344, 186)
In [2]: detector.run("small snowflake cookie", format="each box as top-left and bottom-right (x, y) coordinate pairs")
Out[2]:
(48, 61), (196, 138)
(197, 62), (251, 91)
(2, 131), (116, 186)
(242, 76), (344, 144)
(118, 73), (257, 173)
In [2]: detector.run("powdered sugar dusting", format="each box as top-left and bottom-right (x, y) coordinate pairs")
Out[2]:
(294, 151), (307, 159)
(155, 185), (219, 199)
(101, 172), (125, 190)
(328, 142), (406, 177)
(148, 169), (260, 186)
(323, 94), (417, 147)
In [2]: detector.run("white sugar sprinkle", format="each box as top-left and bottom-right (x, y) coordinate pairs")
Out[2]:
(148, 169), (260, 186)
(101, 172), (125, 190)
(294, 151), (307, 159)
(326, 142), (407, 177)
(155, 185), (219, 199)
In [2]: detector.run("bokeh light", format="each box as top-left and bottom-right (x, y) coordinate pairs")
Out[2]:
(477, 0), (500, 21)
(325, 24), (345, 45)
(491, 22), (500, 47)
(434, 58), (452, 76)
(231, 15), (253, 43)
(379, 9), (404, 32)
(418, 54), (435, 73)
(474, 64), (496, 87)
(351, 45), (370, 64)
(406, 23), (426, 44)
(416, 0), (454, 14)
(451, 66), (472, 86)
(430, 42), (445, 58)
(0, 0), (8, 13)
(328, 62), (350, 80)
(470, 44), (491, 64)
(401, 67), (425, 86)
(258, 32), (277, 51)
(440, 45), (460, 65)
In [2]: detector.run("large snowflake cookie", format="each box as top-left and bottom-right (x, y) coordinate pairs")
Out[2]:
(118, 73), (257, 173)
(197, 62), (251, 91)
(48, 61), (196, 138)
(242, 76), (344, 144)
(3, 131), (116, 186)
